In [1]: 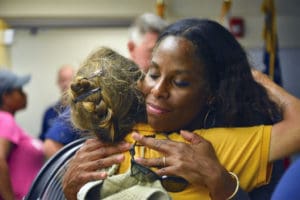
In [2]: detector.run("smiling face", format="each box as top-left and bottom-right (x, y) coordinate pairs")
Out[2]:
(141, 36), (211, 132)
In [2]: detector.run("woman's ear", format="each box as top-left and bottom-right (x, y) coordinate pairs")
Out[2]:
(1, 91), (12, 108)
(2, 92), (10, 101)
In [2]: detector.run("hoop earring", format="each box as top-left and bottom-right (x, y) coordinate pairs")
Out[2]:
(203, 98), (216, 129)
(203, 109), (210, 129)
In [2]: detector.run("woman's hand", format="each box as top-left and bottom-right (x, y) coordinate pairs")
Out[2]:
(132, 131), (236, 200)
(62, 138), (131, 200)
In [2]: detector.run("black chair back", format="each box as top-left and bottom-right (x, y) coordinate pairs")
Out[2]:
(24, 137), (87, 200)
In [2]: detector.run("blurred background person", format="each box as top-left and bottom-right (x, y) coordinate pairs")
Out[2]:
(43, 107), (81, 159)
(271, 157), (300, 199)
(39, 64), (75, 141)
(0, 69), (44, 200)
(127, 12), (168, 72)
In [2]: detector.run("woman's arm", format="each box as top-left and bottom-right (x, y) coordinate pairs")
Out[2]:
(44, 139), (64, 159)
(252, 69), (300, 161)
(0, 138), (15, 200)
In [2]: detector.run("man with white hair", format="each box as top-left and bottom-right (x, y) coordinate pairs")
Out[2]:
(127, 13), (168, 72)
(39, 64), (75, 141)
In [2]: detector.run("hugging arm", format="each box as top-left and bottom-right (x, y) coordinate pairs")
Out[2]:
(62, 138), (131, 200)
(62, 132), (250, 200)
(252, 69), (300, 161)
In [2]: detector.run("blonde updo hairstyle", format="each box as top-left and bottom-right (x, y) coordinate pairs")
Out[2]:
(68, 47), (145, 142)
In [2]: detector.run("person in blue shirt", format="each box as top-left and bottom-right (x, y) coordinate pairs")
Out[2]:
(43, 107), (81, 159)
(271, 156), (300, 200)
(39, 65), (75, 141)
(39, 102), (64, 141)
(40, 65), (78, 159)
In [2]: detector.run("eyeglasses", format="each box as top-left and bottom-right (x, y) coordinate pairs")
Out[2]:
(129, 141), (189, 192)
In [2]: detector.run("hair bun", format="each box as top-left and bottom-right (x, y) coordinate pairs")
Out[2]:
(68, 47), (146, 142)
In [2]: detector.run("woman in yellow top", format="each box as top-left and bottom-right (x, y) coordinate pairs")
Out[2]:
(63, 19), (300, 200)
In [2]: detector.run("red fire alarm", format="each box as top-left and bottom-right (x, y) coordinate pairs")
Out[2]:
(229, 17), (244, 38)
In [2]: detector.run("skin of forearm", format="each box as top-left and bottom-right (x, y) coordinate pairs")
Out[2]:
(252, 69), (300, 161)
(209, 169), (250, 200)
(205, 165), (236, 200)
(0, 160), (15, 200)
(44, 139), (64, 160)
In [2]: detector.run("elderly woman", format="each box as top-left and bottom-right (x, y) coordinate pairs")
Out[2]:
(62, 19), (300, 200)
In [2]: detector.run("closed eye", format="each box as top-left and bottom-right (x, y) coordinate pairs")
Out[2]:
(149, 73), (160, 80)
(174, 80), (190, 87)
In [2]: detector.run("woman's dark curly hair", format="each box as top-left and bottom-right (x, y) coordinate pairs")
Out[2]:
(157, 18), (282, 128)
(68, 47), (146, 142)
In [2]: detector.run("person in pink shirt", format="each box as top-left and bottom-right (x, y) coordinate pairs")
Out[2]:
(0, 69), (44, 200)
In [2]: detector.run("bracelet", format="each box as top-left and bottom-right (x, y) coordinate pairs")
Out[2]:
(226, 172), (240, 200)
